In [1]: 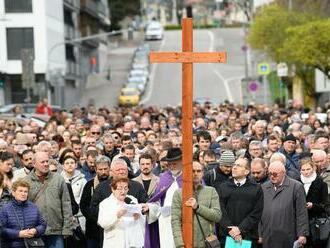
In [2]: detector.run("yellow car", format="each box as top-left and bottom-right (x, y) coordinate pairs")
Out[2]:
(118, 87), (140, 106)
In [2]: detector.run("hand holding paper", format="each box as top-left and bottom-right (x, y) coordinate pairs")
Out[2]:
(123, 203), (142, 216)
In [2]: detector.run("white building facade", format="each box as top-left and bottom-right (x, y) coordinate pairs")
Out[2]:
(0, 0), (68, 105)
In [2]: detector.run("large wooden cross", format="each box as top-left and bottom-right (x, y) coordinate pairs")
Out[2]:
(150, 18), (227, 247)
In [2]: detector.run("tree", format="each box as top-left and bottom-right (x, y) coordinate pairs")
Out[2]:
(281, 19), (330, 78)
(276, 0), (330, 17)
(247, 4), (323, 106)
(108, 0), (140, 30)
(248, 4), (314, 62)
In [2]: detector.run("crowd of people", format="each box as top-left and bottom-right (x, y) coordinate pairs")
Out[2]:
(0, 100), (330, 248)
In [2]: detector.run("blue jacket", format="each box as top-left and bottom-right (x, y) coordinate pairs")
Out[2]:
(279, 147), (300, 181)
(0, 199), (47, 248)
(80, 162), (96, 181)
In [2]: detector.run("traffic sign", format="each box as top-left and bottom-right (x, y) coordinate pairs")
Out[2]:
(277, 62), (288, 77)
(315, 69), (330, 93)
(248, 81), (259, 92)
(257, 63), (270, 76)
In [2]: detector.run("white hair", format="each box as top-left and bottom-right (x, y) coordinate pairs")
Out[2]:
(36, 141), (51, 151)
(110, 158), (127, 169)
(270, 152), (287, 164)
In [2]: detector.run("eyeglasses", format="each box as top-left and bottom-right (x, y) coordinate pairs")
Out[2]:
(91, 132), (101, 135)
(116, 187), (129, 191)
(268, 172), (279, 177)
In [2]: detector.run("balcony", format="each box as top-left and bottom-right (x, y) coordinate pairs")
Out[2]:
(66, 61), (79, 76)
(81, 0), (99, 18)
(63, 0), (80, 10)
(64, 25), (77, 40)
(97, 1), (106, 18)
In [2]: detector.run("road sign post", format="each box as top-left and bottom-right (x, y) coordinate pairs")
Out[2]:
(21, 49), (35, 102)
(257, 63), (270, 105)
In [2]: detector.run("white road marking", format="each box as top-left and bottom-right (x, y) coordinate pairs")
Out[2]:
(207, 30), (234, 102)
(140, 38), (166, 105)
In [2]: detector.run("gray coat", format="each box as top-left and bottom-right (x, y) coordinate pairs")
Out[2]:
(24, 170), (73, 236)
(260, 176), (309, 248)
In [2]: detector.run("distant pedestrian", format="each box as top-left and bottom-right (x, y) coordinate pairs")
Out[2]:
(90, 56), (97, 74)
(35, 98), (52, 116)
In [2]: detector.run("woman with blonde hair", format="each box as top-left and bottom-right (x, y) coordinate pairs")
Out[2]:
(300, 158), (329, 247)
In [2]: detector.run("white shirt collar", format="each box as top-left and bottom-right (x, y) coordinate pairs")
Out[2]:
(234, 178), (246, 186)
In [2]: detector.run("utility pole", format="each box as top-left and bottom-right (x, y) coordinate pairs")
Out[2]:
(288, 0), (293, 11)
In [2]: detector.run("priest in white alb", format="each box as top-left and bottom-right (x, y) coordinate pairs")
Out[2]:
(142, 147), (183, 248)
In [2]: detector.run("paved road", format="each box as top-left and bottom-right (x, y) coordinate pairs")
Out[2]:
(140, 28), (246, 106)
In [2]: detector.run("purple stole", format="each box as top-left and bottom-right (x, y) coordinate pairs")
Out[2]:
(144, 171), (183, 248)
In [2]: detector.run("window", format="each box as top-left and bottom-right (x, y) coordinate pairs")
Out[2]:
(5, 0), (32, 13)
(6, 28), (34, 60)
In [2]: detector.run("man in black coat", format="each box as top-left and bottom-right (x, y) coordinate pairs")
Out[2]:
(217, 157), (263, 247)
(80, 156), (111, 248)
(203, 150), (235, 188)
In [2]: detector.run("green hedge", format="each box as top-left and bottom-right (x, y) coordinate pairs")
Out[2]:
(164, 22), (244, 30)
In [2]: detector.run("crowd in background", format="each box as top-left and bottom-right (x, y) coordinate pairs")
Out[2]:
(0, 99), (330, 247)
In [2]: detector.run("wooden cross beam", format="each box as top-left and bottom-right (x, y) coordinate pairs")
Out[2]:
(149, 18), (227, 247)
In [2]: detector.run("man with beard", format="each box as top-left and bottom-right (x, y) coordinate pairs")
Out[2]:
(133, 153), (159, 199)
(80, 155), (111, 248)
(142, 147), (183, 248)
(13, 149), (34, 182)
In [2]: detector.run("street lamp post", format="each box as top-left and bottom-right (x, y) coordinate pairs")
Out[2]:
(46, 29), (126, 106)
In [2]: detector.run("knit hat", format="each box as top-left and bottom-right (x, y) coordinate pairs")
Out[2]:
(284, 134), (296, 143)
(215, 135), (228, 143)
(219, 150), (235, 166)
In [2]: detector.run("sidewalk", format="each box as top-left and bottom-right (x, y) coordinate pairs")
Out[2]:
(81, 31), (143, 108)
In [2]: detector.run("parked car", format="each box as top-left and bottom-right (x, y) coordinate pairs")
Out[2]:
(125, 82), (145, 94)
(128, 76), (148, 85)
(132, 62), (149, 70)
(118, 88), (140, 106)
(145, 21), (164, 40)
(129, 69), (149, 79)
(0, 104), (61, 114)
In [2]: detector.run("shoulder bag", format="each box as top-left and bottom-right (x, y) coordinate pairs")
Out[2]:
(310, 215), (330, 242)
(12, 205), (45, 248)
(195, 211), (221, 248)
(31, 176), (53, 203)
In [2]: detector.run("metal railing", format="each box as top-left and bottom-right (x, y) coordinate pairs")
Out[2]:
(64, 25), (77, 39)
(63, 0), (80, 9)
(66, 60), (78, 75)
